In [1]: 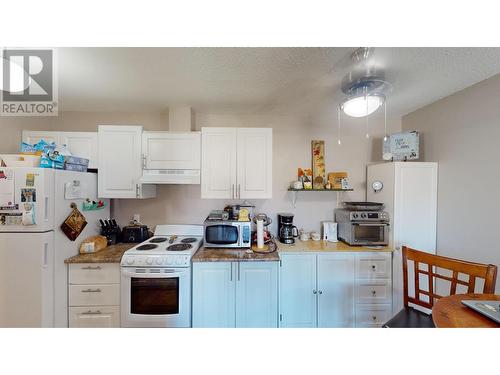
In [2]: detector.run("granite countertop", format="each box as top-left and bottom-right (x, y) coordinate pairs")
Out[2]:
(64, 243), (136, 264)
(277, 240), (393, 253)
(192, 246), (280, 262)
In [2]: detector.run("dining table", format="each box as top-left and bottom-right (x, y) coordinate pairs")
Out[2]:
(432, 293), (500, 328)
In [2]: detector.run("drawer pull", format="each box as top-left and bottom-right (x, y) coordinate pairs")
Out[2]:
(81, 266), (102, 270)
(372, 316), (377, 321)
(81, 288), (102, 293)
(82, 310), (102, 315)
(372, 290), (377, 296)
(371, 265), (376, 271)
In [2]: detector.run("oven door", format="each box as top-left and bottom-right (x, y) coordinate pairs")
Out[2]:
(121, 267), (191, 327)
(204, 224), (240, 247)
(352, 222), (389, 245)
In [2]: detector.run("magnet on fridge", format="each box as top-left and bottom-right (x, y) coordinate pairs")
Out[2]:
(26, 173), (35, 187)
(21, 202), (36, 225)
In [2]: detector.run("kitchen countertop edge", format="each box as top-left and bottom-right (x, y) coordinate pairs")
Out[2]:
(64, 243), (136, 264)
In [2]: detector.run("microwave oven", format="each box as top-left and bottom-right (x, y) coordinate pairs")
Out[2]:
(203, 219), (251, 248)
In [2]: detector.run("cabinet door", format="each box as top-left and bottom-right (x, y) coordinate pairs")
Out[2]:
(201, 127), (237, 199)
(60, 132), (99, 169)
(69, 306), (120, 328)
(236, 262), (278, 328)
(22, 130), (60, 145)
(317, 253), (355, 328)
(142, 131), (200, 170)
(279, 253), (317, 327)
(236, 128), (272, 199)
(97, 125), (150, 199)
(192, 262), (236, 327)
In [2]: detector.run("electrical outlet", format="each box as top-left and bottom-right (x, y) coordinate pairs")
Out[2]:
(132, 214), (141, 223)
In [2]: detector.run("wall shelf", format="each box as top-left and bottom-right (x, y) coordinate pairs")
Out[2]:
(287, 188), (354, 208)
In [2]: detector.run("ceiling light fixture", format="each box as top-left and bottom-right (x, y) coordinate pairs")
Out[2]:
(341, 93), (385, 118)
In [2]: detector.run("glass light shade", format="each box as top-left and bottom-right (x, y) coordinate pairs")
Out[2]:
(341, 95), (384, 118)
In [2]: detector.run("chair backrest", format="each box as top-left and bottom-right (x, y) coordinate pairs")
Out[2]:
(402, 246), (498, 310)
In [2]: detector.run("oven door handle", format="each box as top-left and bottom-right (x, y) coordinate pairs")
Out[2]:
(121, 269), (188, 278)
(352, 222), (390, 226)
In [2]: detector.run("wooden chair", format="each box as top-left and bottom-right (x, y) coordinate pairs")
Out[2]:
(383, 246), (498, 328)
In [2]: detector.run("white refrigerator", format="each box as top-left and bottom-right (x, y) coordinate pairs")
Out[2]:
(366, 162), (438, 314)
(0, 167), (110, 327)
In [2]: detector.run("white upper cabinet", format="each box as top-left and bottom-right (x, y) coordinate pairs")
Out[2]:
(22, 130), (60, 145)
(236, 128), (272, 199)
(142, 131), (201, 170)
(22, 131), (99, 169)
(201, 127), (272, 199)
(98, 125), (156, 199)
(60, 132), (99, 169)
(201, 128), (237, 199)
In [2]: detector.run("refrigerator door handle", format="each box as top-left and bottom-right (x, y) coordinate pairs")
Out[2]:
(44, 197), (49, 221)
(43, 243), (48, 268)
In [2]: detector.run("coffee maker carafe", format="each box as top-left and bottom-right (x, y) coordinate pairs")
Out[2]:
(277, 213), (298, 244)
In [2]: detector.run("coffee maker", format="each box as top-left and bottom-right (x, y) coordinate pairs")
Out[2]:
(277, 213), (298, 244)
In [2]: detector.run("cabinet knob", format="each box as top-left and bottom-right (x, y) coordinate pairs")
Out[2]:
(372, 290), (377, 296)
(372, 316), (377, 321)
(313, 290), (317, 294)
(371, 265), (376, 270)
(318, 290), (323, 295)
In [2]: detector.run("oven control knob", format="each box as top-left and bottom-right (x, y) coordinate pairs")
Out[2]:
(155, 258), (163, 265)
(361, 213), (367, 218)
(126, 257), (134, 265)
(146, 258), (153, 265)
(353, 213), (358, 219)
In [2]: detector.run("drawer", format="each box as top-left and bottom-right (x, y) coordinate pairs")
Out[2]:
(356, 253), (391, 279)
(69, 263), (120, 284)
(355, 304), (392, 328)
(69, 306), (120, 328)
(69, 284), (120, 306)
(356, 280), (392, 304)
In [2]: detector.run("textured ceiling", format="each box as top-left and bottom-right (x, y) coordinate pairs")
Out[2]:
(57, 47), (500, 117)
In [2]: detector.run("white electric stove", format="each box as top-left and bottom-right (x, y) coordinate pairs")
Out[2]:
(120, 224), (203, 328)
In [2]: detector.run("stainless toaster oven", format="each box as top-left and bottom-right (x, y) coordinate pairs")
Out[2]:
(335, 209), (389, 246)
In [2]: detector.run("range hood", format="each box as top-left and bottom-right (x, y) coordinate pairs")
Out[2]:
(139, 107), (201, 184)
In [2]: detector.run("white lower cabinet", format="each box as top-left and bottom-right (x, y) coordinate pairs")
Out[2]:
(68, 263), (120, 328)
(279, 251), (392, 328)
(69, 306), (120, 328)
(317, 253), (355, 328)
(192, 261), (278, 328)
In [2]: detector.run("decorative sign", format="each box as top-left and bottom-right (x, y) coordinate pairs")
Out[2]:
(311, 140), (325, 189)
(383, 131), (420, 161)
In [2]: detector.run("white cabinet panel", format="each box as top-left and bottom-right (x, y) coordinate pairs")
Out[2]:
(69, 284), (120, 306)
(69, 263), (120, 284)
(201, 128), (237, 199)
(279, 253), (317, 327)
(236, 128), (272, 199)
(69, 306), (120, 328)
(236, 262), (278, 328)
(192, 262), (236, 328)
(60, 132), (98, 169)
(355, 304), (392, 328)
(142, 131), (201, 170)
(22, 130), (60, 145)
(97, 125), (155, 199)
(317, 253), (355, 328)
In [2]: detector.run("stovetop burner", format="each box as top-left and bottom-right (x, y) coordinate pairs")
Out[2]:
(149, 237), (168, 243)
(136, 244), (158, 251)
(181, 237), (198, 243)
(167, 243), (193, 251)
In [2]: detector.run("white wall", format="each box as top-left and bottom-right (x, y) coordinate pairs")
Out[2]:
(0, 109), (400, 236)
(403, 73), (500, 292)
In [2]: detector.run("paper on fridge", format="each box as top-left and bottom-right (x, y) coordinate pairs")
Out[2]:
(0, 169), (15, 206)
